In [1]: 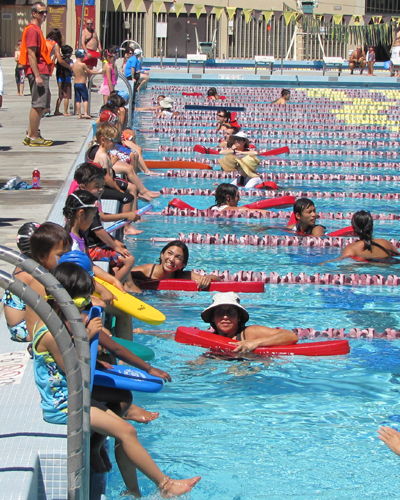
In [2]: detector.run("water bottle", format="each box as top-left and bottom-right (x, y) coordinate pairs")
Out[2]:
(32, 169), (40, 189)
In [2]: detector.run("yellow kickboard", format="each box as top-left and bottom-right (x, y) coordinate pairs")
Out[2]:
(94, 277), (166, 325)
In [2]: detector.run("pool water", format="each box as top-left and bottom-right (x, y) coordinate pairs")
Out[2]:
(105, 86), (400, 499)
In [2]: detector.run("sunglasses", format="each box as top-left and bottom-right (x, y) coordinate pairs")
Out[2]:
(105, 136), (119, 143)
(70, 193), (101, 208)
(37, 10), (47, 14)
(44, 295), (92, 308)
(217, 114), (225, 117)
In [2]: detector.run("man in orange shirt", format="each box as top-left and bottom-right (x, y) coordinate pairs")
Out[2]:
(19, 2), (53, 147)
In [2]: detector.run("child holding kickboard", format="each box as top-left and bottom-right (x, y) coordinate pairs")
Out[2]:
(72, 49), (101, 119)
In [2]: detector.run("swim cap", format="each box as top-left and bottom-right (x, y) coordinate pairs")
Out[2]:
(75, 49), (85, 58)
(16, 222), (41, 256)
(134, 48), (142, 55)
(59, 251), (94, 277)
(117, 90), (130, 102)
(99, 110), (118, 124)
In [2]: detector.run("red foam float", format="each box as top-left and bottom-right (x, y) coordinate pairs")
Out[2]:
(243, 196), (296, 210)
(137, 280), (265, 293)
(182, 92), (203, 96)
(254, 181), (279, 190)
(194, 145), (220, 155)
(174, 327), (350, 356)
(328, 226), (357, 237)
(168, 198), (195, 210)
(259, 146), (290, 156)
(146, 160), (212, 170)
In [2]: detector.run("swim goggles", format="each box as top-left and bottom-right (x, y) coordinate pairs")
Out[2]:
(45, 294), (91, 308)
(69, 192), (101, 209)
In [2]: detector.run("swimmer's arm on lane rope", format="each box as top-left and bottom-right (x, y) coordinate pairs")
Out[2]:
(189, 270), (222, 289)
(231, 326), (298, 352)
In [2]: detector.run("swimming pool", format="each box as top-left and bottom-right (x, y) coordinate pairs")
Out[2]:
(106, 86), (400, 499)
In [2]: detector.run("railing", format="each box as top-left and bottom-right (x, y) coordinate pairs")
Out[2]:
(0, 246), (91, 500)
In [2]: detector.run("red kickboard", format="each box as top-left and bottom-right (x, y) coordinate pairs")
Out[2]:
(146, 160), (212, 170)
(138, 280), (265, 293)
(259, 146), (290, 156)
(328, 226), (357, 237)
(244, 196), (296, 210)
(174, 327), (350, 356)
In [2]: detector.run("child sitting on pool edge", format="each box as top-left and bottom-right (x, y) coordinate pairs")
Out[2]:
(286, 198), (326, 237)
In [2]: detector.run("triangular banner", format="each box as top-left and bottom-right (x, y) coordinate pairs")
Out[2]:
(204, 5), (213, 17)
(253, 10), (262, 21)
(194, 4), (203, 18)
(353, 15), (361, 25)
(133, 0), (142, 12)
(283, 11), (294, 26)
(164, 2), (173, 13)
(373, 16), (382, 24)
(143, 0), (152, 12)
(343, 15), (352, 26)
(263, 11), (273, 25)
(184, 3), (193, 15)
(113, 0), (122, 10)
(215, 6), (224, 21)
(153, 0), (163, 15)
(324, 14), (332, 23)
(226, 7), (236, 21)
(175, 3), (184, 16)
(333, 14), (343, 25)
(243, 8), (253, 23)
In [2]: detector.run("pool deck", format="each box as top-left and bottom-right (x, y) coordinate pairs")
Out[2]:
(0, 54), (399, 500)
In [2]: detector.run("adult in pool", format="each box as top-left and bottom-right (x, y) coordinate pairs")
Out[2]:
(219, 131), (258, 156)
(272, 88), (290, 105)
(201, 292), (298, 353)
(340, 211), (399, 262)
(218, 154), (262, 188)
(286, 198), (326, 237)
(130, 240), (221, 290)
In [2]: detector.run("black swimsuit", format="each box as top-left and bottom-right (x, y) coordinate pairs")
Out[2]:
(363, 241), (399, 263)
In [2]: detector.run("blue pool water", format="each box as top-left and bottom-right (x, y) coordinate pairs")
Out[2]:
(106, 86), (400, 499)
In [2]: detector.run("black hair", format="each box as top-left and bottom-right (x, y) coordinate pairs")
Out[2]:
(226, 125), (240, 135)
(50, 262), (94, 300)
(227, 134), (250, 151)
(107, 94), (125, 108)
(61, 44), (73, 57)
(63, 190), (99, 233)
(74, 162), (106, 186)
(46, 28), (62, 45)
(102, 45), (119, 60)
(281, 89), (291, 97)
(160, 240), (189, 267)
(351, 211), (374, 252)
(214, 183), (239, 207)
(16, 222), (40, 257)
(30, 222), (72, 264)
(99, 103), (119, 114)
(293, 198), (315, 216)
(207, 87), (217, 97)
(217, 109), (231, 121)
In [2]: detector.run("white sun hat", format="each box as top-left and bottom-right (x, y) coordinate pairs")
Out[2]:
(201, 292), (249, 324)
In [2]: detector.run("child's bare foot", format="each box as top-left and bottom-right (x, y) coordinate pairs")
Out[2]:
(64, 113), (72, 116)
(78, 115), (82, 119)
(124, 225), (143, 236)
(83, 114), (92, 119)
(123, 404), (159, 423)
(54, 111), (63, 116)
(159, 476), (201, 498)
(147, 191), (160, 198)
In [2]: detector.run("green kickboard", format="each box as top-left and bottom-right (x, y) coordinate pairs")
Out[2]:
(111, 338), (155, 361)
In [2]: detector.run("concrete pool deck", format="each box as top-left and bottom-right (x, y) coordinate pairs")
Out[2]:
(0, 54), (399, 499)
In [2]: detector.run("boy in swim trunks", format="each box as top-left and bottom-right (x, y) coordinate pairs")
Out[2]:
(286, 198), (326, 236)
(72, 48), (99, 119)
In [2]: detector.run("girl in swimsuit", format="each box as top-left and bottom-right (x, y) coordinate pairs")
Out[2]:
(99, 46), (118, 104)
(201, 292), (297, 353)
(341, 211), (400, 262)
(320, 211), (399, 265)
(130, 240), (221, 290)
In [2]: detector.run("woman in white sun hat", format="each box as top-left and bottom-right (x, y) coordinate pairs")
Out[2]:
(157, 96), (179, 119)
(201, 292), (298, 352)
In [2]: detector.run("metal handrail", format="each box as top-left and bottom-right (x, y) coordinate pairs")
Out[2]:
(0, 247), (91, 500)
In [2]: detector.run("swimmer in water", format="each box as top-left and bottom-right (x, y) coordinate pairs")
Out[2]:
(272, 89), (290, 105)
(340, 211), (399, 262)
(130, 240), (221, 290)
(201, 292), (298, 353)
(286, 198), (326, 237)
